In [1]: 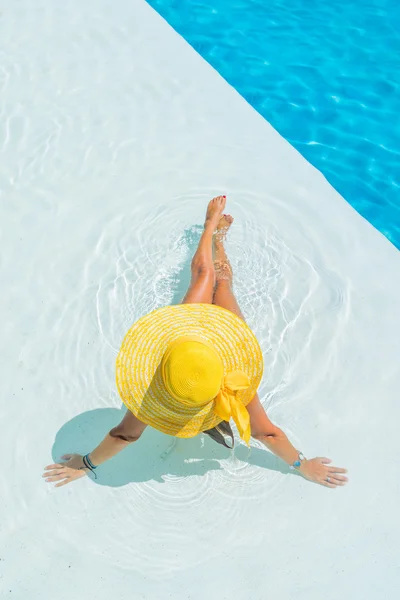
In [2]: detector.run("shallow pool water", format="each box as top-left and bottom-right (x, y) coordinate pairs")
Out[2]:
(3, 2), (400, 598)
(148, 0), (400, 248)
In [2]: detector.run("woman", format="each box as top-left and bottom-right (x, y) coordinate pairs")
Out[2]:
(43, 196), (348, 488)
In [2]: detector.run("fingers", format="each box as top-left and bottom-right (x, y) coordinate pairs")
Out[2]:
(44, 456), (73, 471)
(327, 466), (349, 485)
(321, 479), (337, 488)
(42, 469), (63, 478)
(45, 474), (66, 482)
(330, 474), (348, 483)
(321, 474), (348, 488)
(324, 475), (346, 487)
(55, 479), (71, 488)
(330, 477), (346, 486)
(301, 457), (348, 489)
(43, 470), (74, 486)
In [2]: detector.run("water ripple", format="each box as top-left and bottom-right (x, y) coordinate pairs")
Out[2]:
(49, 189), (351, 524)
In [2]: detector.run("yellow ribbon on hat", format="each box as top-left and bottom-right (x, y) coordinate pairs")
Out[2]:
(161, 336), (252, 444)
(214, 370), (252, 445)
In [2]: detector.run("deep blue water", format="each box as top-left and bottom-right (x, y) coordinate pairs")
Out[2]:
(148, 0), (400, 248)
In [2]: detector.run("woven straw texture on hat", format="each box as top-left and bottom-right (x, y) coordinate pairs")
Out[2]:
(116, 303), (263, 438)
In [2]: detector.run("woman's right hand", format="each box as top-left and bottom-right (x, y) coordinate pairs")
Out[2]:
(299, 457), (348, 488)
(42, 454), (88, 488)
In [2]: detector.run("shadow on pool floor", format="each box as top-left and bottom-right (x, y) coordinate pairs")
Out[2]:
(51, 406), (294, 487)
(51, 224), (296, 487)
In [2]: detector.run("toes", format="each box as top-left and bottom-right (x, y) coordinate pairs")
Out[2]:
(207, 195), (226, 218)
(217, 214), (233, 228)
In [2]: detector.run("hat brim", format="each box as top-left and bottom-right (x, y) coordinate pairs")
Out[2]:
(116, 303), (263, 438)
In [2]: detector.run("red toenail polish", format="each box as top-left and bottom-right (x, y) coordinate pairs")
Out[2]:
(223, 195), (226, 198)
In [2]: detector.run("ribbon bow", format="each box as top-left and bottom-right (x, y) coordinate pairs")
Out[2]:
(214, 370), (251, 445)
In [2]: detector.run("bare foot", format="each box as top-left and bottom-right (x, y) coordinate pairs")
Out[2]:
(204, 196), (226, 230)
(215, 214), (234, 239)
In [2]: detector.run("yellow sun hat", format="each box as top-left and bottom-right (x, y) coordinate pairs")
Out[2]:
(116, 303), (263, 444)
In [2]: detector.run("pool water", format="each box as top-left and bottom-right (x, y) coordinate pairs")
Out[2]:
(3, 3), (400, 597)
(148, 0), (400, 248)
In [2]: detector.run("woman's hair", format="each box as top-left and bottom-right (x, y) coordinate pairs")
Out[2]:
(204, 420), (234, 449)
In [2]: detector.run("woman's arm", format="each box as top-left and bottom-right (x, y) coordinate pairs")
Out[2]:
(248, 394), (348, 488)
(43, 411), (146, 488)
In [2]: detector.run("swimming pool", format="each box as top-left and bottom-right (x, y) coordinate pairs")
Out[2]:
(148, 0), (400, 248)
(3, 2), (400, 598)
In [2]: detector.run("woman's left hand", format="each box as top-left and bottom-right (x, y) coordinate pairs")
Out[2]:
(299, 457), (348, 488)
(42, 454), (88, 488)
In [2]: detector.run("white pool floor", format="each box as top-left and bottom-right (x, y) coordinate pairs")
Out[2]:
(1, 1), (400, 598)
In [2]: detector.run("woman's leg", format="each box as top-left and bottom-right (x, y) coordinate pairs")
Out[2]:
(112, 197), (227, 447)
(212, 215), (278, 438)
(182, 196), (226, 304)
(212, 215), (245, 320)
